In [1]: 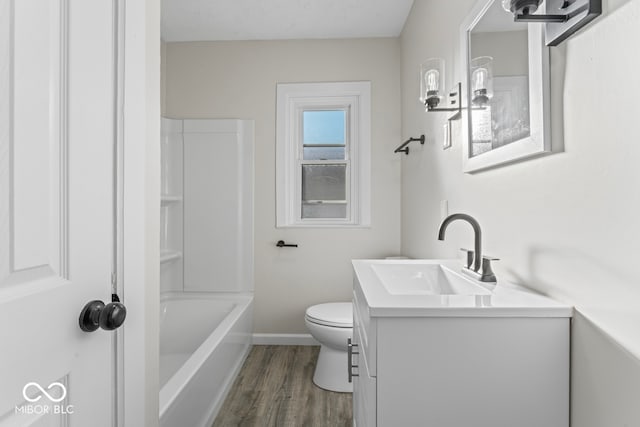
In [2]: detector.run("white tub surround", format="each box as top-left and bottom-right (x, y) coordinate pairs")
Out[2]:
(158, 118), (255, 426)
(160, 118), (254, 294)
(183, 119), (254, 293)
(160, 118), (184, 293)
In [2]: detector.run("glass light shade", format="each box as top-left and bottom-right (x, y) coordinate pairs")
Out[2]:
(419, 58), (445, 109)
(470, 56), (494, 106)
(502, 0), (542, 14)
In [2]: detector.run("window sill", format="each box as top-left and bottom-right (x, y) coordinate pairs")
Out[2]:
(276, 223), (371, 229)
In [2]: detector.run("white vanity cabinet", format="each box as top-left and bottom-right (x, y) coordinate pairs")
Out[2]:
(351, 260), (572, 427)
(352, 285), (377, 427)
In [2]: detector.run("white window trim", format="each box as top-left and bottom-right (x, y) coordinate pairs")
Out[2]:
(276, 82), (371, 228)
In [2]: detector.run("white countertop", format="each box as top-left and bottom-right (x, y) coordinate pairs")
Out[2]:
(352, 259), (573, 318)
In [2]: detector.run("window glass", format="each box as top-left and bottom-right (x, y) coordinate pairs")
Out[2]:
(301, 164), (346, 202)
(301, 203), (347, 219)
(302, 110), (346, 160)
(303, 110), (345, 145)
(302, 146), (345, 160)
(301, 164), (347, 219)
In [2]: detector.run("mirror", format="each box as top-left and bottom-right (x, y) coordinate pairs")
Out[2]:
(460, 0), (551, 173)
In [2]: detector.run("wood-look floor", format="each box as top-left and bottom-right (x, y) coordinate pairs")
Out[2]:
(212, 345), (352, 427)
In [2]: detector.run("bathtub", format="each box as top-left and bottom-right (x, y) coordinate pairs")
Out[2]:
(159, 292), (253, 427)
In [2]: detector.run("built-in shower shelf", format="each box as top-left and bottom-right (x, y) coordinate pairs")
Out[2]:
(161, 194), (183, 206)
(160, 250), (182, 264)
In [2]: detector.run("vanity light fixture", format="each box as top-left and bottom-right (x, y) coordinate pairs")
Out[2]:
(501, 0), (601, 46)
(419, 58), (445, 109)
(419, 58), (463, 121)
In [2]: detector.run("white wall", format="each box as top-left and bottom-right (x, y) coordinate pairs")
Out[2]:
(164, 39), (401, 333)
(400, 0), (640, 425)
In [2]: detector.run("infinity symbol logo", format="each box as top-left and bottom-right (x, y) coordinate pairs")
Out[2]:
(22, 382), (67, 403)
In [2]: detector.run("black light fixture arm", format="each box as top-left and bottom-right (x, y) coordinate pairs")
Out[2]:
(514, 13), (567, 22)
(504, 0), (601, 46)
(514, 4), (588, 22)
(424, 82), (462, 121)
(394, 135), (425, 155)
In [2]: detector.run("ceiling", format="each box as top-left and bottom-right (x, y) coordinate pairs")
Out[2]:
(161, 0), (415, 42)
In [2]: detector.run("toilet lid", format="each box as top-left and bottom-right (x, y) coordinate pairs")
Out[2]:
(306, 302), (353, 328)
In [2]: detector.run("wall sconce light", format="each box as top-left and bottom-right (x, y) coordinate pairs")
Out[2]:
(470, 56), (493, 106)
(419, 58), (462, 121)
(501, 0), (601, 46)
(419, 58), (445, 109)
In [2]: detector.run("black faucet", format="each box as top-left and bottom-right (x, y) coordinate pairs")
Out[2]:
(438, 213), (497, 283)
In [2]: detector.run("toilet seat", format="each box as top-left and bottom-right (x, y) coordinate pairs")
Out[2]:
(305, 303), (352, 328)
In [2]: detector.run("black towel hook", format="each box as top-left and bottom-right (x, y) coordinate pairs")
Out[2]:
(394, 135), (425, 155)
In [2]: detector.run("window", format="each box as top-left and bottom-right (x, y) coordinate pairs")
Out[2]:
(276, 82), (371, 227)
(301, 110), (347, 219)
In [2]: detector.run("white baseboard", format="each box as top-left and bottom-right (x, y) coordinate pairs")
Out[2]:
(252, 333), (319, 346)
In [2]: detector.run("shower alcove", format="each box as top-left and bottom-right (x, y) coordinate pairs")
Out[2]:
(159, 118), (254, 427)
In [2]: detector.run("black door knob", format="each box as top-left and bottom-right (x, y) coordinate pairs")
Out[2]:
(99, 301), (127, 330)
(79, 296), (127, 332)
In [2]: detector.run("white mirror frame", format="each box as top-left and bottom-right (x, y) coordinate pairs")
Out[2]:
(460, 0), (551, 173)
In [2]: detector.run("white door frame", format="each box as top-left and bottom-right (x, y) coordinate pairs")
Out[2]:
(120, 0), (160, 426)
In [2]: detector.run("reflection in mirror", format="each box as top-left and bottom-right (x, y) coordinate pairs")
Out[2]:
(470, 56), (494, 106)
(461, 0), (550, 173)
(469, 0), (530, 157)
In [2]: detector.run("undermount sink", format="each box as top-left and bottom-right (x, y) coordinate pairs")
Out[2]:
(371, 262), (491, 296)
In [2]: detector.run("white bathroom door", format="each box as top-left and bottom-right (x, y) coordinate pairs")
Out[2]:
(0, 0), (120, 425)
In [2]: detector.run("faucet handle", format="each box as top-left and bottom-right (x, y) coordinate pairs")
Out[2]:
(460, 248), (475, 269)
(480, 255), (499, 283)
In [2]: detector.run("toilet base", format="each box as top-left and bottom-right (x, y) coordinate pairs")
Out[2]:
(313, 345), (353, 393)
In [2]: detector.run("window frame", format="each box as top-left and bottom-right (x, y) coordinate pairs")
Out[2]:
(299, 106), (349, 221)
(276, 82), (371, 228)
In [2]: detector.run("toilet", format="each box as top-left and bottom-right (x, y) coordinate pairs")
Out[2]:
(305, 302), (353, 393)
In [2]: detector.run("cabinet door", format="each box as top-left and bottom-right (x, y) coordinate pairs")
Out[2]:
(377, 317), (569, 426)
(353, 325), (376, 426)
(353, 284), (377, 374)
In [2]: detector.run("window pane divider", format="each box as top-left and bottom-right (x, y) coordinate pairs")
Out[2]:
(299, 160), (349, 166)
(302, 200), (347, 204)
(302, 144), (346, 148)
